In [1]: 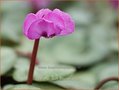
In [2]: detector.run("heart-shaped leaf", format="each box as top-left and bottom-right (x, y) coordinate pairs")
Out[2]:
(1, 0), (30, 44)
(1, 47), (17, 75)
(33, 82), (65, 90)
(52, 72), (96, 90)
(13, 58), (75, 82)
(101, 81), (118, 90)
(3, 84), (41, 90)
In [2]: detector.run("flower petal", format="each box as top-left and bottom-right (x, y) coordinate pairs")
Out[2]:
(52, 9), (75, 35)
(36, 9), (52, 19)
(27, 19), (58, 39)
(23, 8), (75, 39)
(23, 13), (37, 35)
(44, 9), (65, 34)
(60, 12), (75, 35)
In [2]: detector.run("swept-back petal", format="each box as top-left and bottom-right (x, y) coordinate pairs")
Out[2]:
(23, 13), (37, 35)
(36, 9), (52, 19)
(60, 12), (75, 35)
(44, 9), (65, 33)
(23, 8), (75, 39)
(27, 19), (58, 39)
(52, 9), (75, 35)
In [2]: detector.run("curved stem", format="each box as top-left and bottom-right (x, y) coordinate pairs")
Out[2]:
(27, 39), (40, 85)
(94, 77), (119, 90)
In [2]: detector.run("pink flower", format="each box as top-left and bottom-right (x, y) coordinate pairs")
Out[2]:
(30, 0), (51, 9)
(109, 0), (118, 9)
(23, 9), (75, 40)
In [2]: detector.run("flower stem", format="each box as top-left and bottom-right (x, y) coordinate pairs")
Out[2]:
(27, 39), (40, 85)
(94, 77), (119, 90)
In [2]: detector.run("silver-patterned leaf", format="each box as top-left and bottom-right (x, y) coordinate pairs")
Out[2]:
(101, 81), (118, 90)
(13, 58), (75, 82)
(1, 47), (17, 75)
(1, 0), (30, 44)
(52, 72), (96, 90)
(33, 83), (65, 90)
(3, 84), (41, 90)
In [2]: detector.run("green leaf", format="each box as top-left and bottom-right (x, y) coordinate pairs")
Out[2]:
(1, 47), (17, 75)
(98, 64), (118, 81)
(16, 38), (34, 52)
(16, 37), (57, 63)
(3, 84), (41, 90)
(51, 29), (111, 66)
(4, 83), (65, 90)
(17, 26), (116, 66)
(101, 81), (118, 90)
(52, 72), (96, 90)
(33, 82), (65, 90)
(65, 3), (93, 26)
(1, 1), (30, 13)
(1, 0), (30, 44)
(13, 58), (75, 82)
(13, 58), (30, 82)
(34, 63), (75, 82)
(109, 28), (118, 52)
(91, 61), (118, 83)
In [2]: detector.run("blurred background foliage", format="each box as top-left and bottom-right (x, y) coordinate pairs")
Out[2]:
(1, 0), (118, 90)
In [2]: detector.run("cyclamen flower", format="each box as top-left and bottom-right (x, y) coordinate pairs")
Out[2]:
(30, 0), (51, 8)
(23, 9), (75, 40)
(109, 0), (118, 9)
(24, 8), (75, 85)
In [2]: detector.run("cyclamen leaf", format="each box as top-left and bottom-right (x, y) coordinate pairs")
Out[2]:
(91, 61), (118, 84)
(52, 72), (96, 90)
(3, 84), (41, 90)
(1, 1), (30, 13)
(13, 58), (75, 82)
(33, 82), (65, 90)
(16, 37), (57, 63)
(1, 0), (30, 44)
(16, 38), (34, 52)
(4, 83), (64, 90)
(17, 28), (115, 66)
(101, 81), (118, 90)
(34, 64), (75, 82)
(65, 3), (93, 26)
(98, 64), (118, 81)
(51, 29), (111, 66)
(1, 47), (17, 75)
(109, 28), (118, 52)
